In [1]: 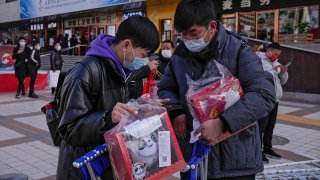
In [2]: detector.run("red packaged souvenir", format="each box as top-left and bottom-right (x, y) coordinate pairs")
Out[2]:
(104, 96), (185, 180)
(186, 60), (244, 124)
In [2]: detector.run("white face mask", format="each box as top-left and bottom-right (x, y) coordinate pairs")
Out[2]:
(19, 41), (26, 47)
(35, 46), (41, 50)
(161, 50), (172, 58)
(183, 29), (210, 52)
(123, 44), (149, 71)
(56, 45), (61, 51)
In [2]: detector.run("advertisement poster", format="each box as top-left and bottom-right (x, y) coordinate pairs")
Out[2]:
(20, 0), (130, 19)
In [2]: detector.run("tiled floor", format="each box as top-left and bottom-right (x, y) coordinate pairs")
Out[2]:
(0, 100), (48, 116)
(14, 115), (49, 132)
(0, 126), (25, 141)
(0, 90), (319, 179)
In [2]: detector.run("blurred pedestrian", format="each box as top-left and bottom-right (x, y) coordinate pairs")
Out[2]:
(28, 41), (41, 98)
(69, 35), (77, 55)
(12, 37), (30, 99)
(61, 34), (69, 55)
(157, 40), (175, 76)
(49, 42), (63, 95)
(257, 42), (288, 163)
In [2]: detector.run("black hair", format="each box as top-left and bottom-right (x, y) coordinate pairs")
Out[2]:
(18, 37), (26, 41)
(174, 0), (217, 33)
(162, 40), (174, 49)
(114, 15), (159, 54)
(32, 40), (40, 47)
(53, 42), (60, 46)
(267, 42), (281, 50)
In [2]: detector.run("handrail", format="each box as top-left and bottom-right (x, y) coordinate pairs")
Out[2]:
(39, 44), (90, 57)
(245, 37), (320, 55)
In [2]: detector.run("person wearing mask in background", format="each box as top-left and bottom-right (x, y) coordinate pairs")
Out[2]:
(50, 42), (64, 95)
(56, 15), (161, 179)
(257, 42), (288, 163)
(28, 41), (41, 98)
(158, 0), (276, 179)
(127, 56), (159, 99)
(12, 37), (30, 99)
(157, 40), (175, 76)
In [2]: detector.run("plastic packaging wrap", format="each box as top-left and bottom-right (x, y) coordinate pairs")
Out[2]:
(104, 97), (185, 180)
(186, 60), (244, 124)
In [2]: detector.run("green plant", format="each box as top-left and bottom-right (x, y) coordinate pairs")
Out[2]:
(296, 22), (311, 33)
(258, 17), (266, 24)
(283, 22), (294, 34)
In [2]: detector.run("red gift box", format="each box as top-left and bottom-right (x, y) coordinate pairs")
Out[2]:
(104, 112), (185, 180)
(187, 76), (244, 123)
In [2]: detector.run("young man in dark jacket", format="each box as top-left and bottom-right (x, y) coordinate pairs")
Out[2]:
(158, 0), (276, 179)
(56, 15), (160, 179)
(28, 41), (41, 98)
(49, 42), (64, 94)
(12, 37), (30, 99)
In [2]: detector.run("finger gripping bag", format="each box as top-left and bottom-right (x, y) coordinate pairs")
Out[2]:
(104, 97), (185, 180)
(186, 60), (244, 124)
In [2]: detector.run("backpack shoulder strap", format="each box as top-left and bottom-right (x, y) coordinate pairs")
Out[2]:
(77, 56), (101, 104)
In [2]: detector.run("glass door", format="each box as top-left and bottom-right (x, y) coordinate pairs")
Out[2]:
(257, 10), (277, 42)
(238, 12), (256, 38)
(222, 13), (236, 32)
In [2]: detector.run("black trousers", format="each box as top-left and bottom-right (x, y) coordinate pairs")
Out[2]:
(17, 76), (26, 94)
(259, 102), (279, 151)
(29, 68), (38, 94)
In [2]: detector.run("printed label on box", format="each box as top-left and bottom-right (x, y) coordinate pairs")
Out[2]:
(158, 131), (171, 167)
(124, 115), (162, 138)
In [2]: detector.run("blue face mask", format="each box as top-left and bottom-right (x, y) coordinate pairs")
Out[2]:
(183, 29), (209, 53)
(123, 44), (149, 71)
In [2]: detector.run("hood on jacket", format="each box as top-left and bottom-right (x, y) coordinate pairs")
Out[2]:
(86, 34), (126, 79)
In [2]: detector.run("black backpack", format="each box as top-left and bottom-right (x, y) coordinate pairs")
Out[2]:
(41, 56), (101, 146)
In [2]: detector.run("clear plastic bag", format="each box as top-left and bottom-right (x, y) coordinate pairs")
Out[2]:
(186, 60), (244, 124)
(104, 96), (185, 180)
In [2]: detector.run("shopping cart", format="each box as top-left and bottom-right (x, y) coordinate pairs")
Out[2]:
(182, 140), (211, 180)
(73, 144), (109, 180)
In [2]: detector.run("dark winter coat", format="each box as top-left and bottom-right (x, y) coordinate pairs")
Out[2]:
(12, 46), (30, 78)
(158, 22), (276, 178)
(56, 34), (131, 179)
(50, 50), (63, 71)
(28, 49), (41, 70)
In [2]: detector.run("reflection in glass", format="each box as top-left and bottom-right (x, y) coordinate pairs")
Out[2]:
(222, 17), (236, 32)
(257, 12), (275, 41)
(238, 13), (256, 38)
(279, 6), (319, 35)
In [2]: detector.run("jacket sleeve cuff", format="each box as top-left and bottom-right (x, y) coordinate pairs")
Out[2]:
(219, 115), (232, 132)
(167, 107), (185, 122)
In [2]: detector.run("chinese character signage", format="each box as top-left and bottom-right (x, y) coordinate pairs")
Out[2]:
(216, 0), (319, 14)
(20, 0), (130, 19)
(64, 14), (117, 28)
(123, 10), (145, 20)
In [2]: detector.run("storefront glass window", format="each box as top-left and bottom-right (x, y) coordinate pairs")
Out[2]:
(257, 12), (275, 41)
(279, 6), (319, 35)
(222, 17), (236, 32)
(238, 13), (256, 38)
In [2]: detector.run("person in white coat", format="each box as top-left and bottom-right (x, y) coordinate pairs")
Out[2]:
(257, 42), (288, 163)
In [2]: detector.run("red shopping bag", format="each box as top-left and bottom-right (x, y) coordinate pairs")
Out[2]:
(143, 71), (162, 98)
